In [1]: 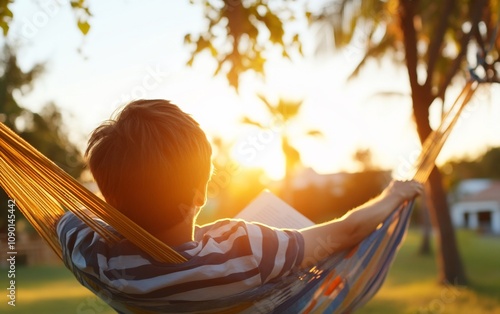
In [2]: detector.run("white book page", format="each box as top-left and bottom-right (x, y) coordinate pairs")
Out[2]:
(234, 190), (315, 229)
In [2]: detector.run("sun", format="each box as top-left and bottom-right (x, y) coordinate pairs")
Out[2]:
(230, 133), (286, 181)
(255, 150), (286, 181)
(232, 137), (285, 181)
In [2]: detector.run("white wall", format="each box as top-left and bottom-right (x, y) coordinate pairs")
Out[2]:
(451, 201), (500, 234)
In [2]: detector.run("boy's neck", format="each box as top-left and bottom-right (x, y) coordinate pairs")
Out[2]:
(153, 219), (195, 247)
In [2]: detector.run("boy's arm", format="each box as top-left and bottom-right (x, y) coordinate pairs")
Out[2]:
(298, 180), (423, 268)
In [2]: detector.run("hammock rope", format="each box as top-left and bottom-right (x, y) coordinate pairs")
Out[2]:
(411, 79), (478, 182)
(0, 122), (186, 264)
(0, 79), (480, 312)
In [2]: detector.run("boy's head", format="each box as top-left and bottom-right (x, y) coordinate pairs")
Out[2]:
(85, 99), (212, 232)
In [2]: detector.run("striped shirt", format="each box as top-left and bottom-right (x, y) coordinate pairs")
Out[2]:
(57, 212), (304, 312)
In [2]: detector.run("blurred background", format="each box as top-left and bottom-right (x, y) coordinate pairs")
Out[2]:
(0, 0), (499, 313)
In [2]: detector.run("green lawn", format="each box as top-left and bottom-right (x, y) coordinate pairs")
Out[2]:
(1, 229), (499, 314)
(357, 229), (500, 314)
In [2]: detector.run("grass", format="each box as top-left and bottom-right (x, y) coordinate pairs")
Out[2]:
(0, 264), (115, 314)
(0, 229), (499, 314)
(357, 229), (500, 314)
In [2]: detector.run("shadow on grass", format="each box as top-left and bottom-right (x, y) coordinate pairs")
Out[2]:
(469, 280), (500, 302)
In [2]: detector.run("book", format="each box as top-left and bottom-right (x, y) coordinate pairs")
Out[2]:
(234, 189), (315, 229)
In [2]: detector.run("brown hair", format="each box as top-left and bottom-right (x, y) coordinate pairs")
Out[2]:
(85, 99), (212, 232)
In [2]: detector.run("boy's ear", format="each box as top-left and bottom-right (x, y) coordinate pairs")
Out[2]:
(192, 183), (208, 207)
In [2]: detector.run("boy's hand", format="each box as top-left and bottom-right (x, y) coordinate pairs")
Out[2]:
(383, 180), (424, 202)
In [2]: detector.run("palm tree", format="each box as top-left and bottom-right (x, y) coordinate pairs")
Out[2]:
(241, 95), (322, 202)
(310, 0), (500, 284)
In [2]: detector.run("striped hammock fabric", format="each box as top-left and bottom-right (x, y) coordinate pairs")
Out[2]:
(0, 81), (477, 313)
(73, 201), (413, 314)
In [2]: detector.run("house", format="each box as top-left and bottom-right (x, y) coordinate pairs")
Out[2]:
(451, 180), (500, 234)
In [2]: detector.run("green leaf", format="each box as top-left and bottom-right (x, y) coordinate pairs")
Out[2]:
(257, 94), (278, 117)
(4, 6), (13, 18)
(307, 130), (323, 137)
(1, 23), (8, 36)
(78, 20), (90, 35)
(240, 117), (266, 129)
(209, 43), (217, 57)
(186, 55), (195, 67)
(0, 2), (13, 36)
(276, 98), (302, 120)
(305, 11), (313, 23)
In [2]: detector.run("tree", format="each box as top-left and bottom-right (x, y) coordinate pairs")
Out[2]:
(442, 146), (500, 187)
(0, 0), (92, 36)
(311, 0), (486, 285)
(478, 147), (500, 179)
(0, 45), (85, 232)
(241, 95), (322, 202)
(353, 148), (380, 171)
(186, 0), (500, 286)
(311, 0), (500, 285)
(184, 0), (304, 90)
(0, 45), (84, 177)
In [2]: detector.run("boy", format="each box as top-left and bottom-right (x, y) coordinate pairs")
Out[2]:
(57, 99), (422, 310)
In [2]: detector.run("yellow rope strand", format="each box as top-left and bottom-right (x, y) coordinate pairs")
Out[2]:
(0, 122), (187, 264)
(412, 80), (478, 182)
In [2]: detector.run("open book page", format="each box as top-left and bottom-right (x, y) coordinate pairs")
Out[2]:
(234, 190), (315, 229)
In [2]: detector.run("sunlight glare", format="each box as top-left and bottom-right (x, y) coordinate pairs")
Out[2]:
(231, 131), (286, 181)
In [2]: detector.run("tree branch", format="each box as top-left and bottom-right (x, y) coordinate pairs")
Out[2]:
(436, 0), (488, 99)
(398, 0), (421, 95)
(424, 0), (456, 89)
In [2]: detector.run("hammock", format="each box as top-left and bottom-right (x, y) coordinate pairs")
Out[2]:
(0, 80), (478, 313)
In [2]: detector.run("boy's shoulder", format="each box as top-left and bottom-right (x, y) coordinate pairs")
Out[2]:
(56, 211), (111, 237)
(194, 218), (249, 240)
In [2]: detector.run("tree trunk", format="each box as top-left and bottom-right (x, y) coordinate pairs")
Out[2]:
(413, 92), (468, 285)
(417, 198), (433, 256)
(425, 167), (467, 285)
(398, 0), (467, 284)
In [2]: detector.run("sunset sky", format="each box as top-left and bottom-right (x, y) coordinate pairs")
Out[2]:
(4, 0), (500, 180)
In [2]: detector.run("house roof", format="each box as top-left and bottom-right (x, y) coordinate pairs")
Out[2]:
(459, 181), (500, 203)
(456, 178), (492, 195)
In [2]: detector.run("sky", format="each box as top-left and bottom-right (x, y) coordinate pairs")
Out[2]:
(4, 0), (500, 180)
